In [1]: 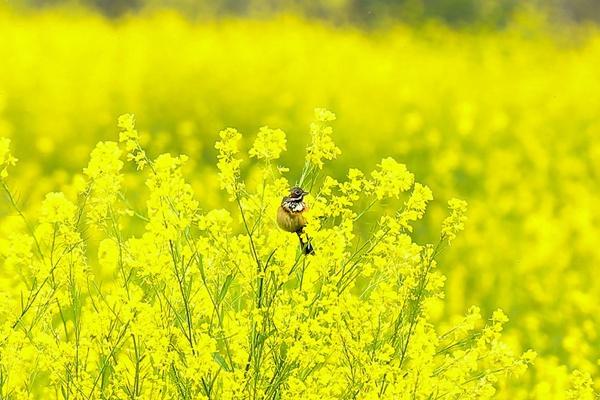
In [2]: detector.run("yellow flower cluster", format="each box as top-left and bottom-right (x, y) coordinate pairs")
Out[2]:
(371, 157), (415, 200)
(441, 198), (468, 244)
(40, 191), (76, 224)
(0, 114), (535, 399)
(398, 183), (434, 231)
(83, 141), (124, 226)
(306, 108), (341, 170)
(118, 113), (147, 170)
(215, 127), (243, 198)
(0, 137), (17, 180)
(249, 126), (287, 161)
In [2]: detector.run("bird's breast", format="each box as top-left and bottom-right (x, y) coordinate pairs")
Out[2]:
(277, 206), (306, 233)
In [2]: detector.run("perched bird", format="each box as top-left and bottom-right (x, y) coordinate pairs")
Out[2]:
(277, 186), (314, 255)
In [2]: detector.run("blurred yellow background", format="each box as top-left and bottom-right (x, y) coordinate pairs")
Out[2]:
(1, 0), (600, 396)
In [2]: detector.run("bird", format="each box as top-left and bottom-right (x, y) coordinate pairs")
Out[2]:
(277, 186), (314, 255)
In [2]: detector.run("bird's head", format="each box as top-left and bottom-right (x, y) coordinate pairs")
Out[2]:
(287, 186), (309, 201)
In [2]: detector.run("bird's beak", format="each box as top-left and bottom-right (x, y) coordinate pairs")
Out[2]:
(303, 191), (309, 196)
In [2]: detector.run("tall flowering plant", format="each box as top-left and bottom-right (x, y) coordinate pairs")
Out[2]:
(0, 110), (534, 399)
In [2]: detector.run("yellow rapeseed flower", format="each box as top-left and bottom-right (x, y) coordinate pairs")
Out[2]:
(371, 157), (415, 200)
(441, 198), (468, 244)
(249, 126), (287, 161)
(306, 108), (341, 169)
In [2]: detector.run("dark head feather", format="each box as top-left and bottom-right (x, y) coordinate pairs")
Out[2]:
(288, 186), (308, 201)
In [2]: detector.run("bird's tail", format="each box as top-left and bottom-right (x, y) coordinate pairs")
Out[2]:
(296, 230), (315, 255)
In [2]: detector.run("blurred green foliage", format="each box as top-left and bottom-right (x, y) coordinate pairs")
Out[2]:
(12, 0), (600, 26)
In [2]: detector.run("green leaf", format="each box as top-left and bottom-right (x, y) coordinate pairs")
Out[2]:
(212, 352), (231, 372)
(217, 274), (234, 305)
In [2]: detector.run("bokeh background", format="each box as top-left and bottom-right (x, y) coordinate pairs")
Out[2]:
(1, 0), (600, 397)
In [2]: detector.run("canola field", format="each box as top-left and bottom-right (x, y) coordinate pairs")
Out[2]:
(1, 7), (599, 399)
